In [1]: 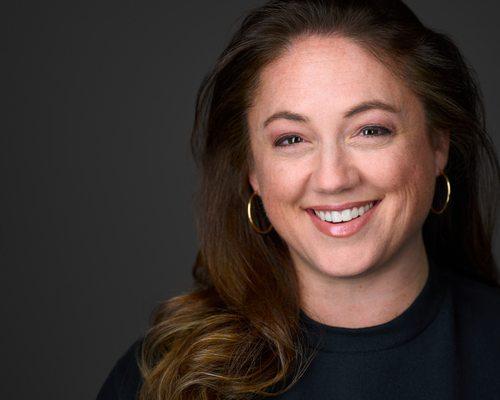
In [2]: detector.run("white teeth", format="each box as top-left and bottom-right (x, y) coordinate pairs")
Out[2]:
(313, 201), (375, 223)
(341, 209), (352, 221)
(332, 211), (342, 223)
(318, 211), (328, 222)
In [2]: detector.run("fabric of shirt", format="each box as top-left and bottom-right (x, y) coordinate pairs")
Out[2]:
(95, 258), (500, 400)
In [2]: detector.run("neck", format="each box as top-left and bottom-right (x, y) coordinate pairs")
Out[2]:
(296, 233), (430, 329)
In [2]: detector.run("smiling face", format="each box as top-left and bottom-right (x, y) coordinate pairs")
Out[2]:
(247, 35), (449, 282)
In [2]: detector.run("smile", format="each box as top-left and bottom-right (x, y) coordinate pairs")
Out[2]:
(306, 199), (381, 238)
(313, 201), (375, 223)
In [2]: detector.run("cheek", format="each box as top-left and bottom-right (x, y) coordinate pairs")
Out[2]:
(367, 141), (436, 221)
(255, 157), (306, 220)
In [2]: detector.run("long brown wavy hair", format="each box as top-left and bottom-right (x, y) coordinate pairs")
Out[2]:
(138, 1), (500, 399)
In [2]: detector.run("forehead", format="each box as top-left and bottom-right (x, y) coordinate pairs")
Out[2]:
(249, 35), (418, 125)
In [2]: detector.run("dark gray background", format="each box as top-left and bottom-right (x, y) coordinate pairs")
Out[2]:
(4, 1), (499, 399)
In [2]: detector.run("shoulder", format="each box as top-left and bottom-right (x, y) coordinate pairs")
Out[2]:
(96, 337), (144, 400)
(440, 267), (500, 335)
(436, 266), (500, 389)
(444, 268), (500, 313)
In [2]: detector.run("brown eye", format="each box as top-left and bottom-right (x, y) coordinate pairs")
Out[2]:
(360, 126), (392, 137)
(275, 135), (304, 147)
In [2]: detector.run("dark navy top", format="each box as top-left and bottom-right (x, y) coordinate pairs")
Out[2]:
(96, 259), (500, 399)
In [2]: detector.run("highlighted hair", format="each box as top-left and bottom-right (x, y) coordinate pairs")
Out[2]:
(138, 1), (500, 399)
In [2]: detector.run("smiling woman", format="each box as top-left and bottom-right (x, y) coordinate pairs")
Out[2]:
(97, 1), (500, 399)
(246, 34), (448, 325)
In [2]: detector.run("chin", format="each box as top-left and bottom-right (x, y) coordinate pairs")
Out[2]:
(313, 253), (380, 279)
(315, 262), (371, 279)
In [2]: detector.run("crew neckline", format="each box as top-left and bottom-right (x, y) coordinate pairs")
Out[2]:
(298, 257), (448, 353)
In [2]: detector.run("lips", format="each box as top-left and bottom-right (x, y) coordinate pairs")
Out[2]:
(307, 199), (381, 238)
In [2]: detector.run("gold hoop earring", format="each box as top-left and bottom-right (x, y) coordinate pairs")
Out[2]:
(431, 171), (451, 214)
(247, 192), (273, 234)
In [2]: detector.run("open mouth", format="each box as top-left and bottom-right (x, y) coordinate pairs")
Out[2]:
(308, 199), (381, 224)
(306, 199), (381, 238)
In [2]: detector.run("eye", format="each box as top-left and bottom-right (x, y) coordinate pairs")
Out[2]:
(274, 134), (304, 147)
(359, 125), (393, 137)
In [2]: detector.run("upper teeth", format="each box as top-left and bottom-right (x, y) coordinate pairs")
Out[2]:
(313, 202), (375, 223)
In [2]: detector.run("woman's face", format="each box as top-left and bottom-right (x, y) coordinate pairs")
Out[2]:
(247, 35), (449, 280)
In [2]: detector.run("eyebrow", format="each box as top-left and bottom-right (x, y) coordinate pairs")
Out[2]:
(262, 100), (401, 128)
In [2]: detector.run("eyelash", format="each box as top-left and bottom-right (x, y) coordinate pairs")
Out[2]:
(274, 125), (393, 147)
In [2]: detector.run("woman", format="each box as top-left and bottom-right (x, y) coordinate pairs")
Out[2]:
(97, 0), (500, 399)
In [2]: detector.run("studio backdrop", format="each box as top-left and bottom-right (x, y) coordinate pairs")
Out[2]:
(3, 1), (499, 399)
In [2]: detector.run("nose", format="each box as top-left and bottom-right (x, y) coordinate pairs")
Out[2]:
(310, 144), (359, 194)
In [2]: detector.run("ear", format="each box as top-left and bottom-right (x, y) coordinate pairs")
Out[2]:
(433, 129), (450, 176)
(248, 168), (260, 194)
